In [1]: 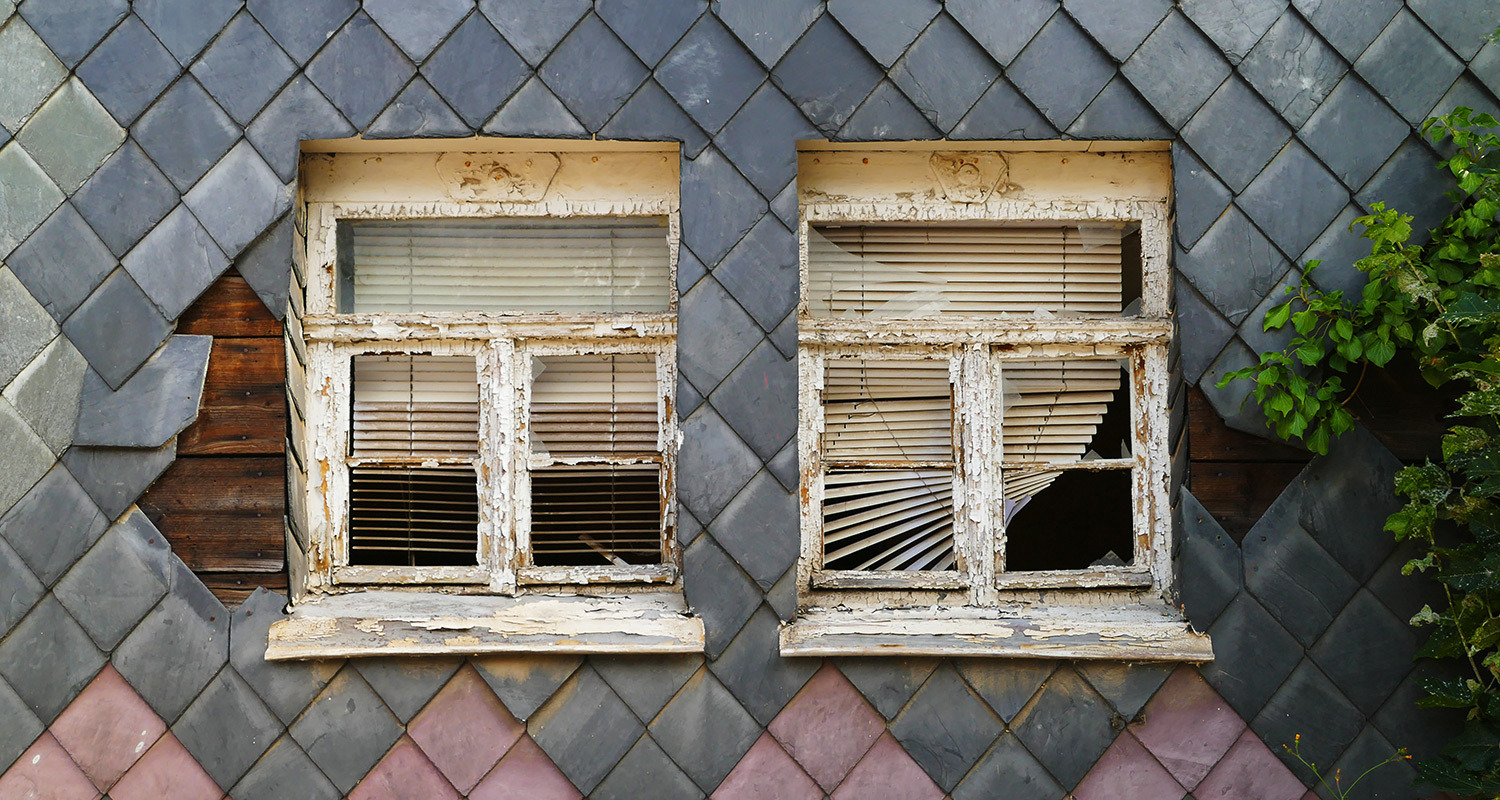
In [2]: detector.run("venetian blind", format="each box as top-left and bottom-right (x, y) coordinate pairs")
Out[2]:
(1000, 359), (1125, 504)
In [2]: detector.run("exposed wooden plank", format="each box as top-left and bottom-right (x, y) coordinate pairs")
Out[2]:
(139, 456), (286, 572)
(178, 338), (287, 456)
(199, 571), (290, 607)
(1188, 460), (1306, 542)
(1348, 355), (1449, 463)
(176, 270), (284, 337)
(1187, 388), (1308, 463)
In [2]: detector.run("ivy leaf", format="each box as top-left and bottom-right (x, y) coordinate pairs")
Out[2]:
(1420, 675), (1479, 708)
(1263, 302), (1292, 330)
(1367, 337), (1397, 366)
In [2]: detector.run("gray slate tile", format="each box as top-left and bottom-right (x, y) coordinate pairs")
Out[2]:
(950, 732), (1064, 800)
(71, 140), (179, 257)
(649, 668), (762, 792)
(1199, 337), (1280, 437)
(1430, 74), (1500, 128)
(828, 0), (939, 68)
(485, 76), (587, 139)
(122, 204), (229, 319)
(0, 675), (43, 769)
(708, 332), (795, 459)
(1373, 666), (1469, 763)
(470, 653), (581, 721)
(947, 0), (1056, 66)
(676, 405), (762, 523)
(1182, 76), (1292, 193)
(840, 79), (942, 141)
(304, 12), (416, 129)
(16, 77), (125, 194)
(1237, 140), (1349, 258)
(1063, 0), (1172, 62)
(954, 659), (1055, 723)
(1366, 539), (1445, 625)
(0, 16), (67, 131)
(235, 213), (293, 318)
(889, 14), (999, 133)
(75, 334), (211, 447)
(0, 535), (41, 637)
(134, 0), (238, 64)
(0, 399), (53, 517)
(0, 465), (107, 586)
(1328, 726), (1419, 798)
(52, 260), (174, 391)
(765, 565), (796, 620)
(174, 667), (282, 789)
(707, 469), (798, 588)
(594, 652), (703, 722)
(537, 13), (647, 132)
(598, 0), (705, 67)
(76, 15), (179, 126)
(1007, 12), (1116, 130)
(1243, 493), (1358, 647)
(1121, 11), (1231, 130)
(1200, 593), (1303, 718)
(1250, 659), (1363, 784)
(768, 307), (796, 359)
(1356, 137), (1455, 242)
(716, 83), (815, 200)
(230, 734), (343, 800)
(9, 203), (116, 323)
(1173, 142), (1232, 251)
(655, 15), (765, 135)
(113, 560), (229, 723)
(1411, 0), (1500, 61)
(1310, 589), (1414, 716)
(230, 589), (339, 725)
(1077, 662), (1173, 719)
(246, 76), (356, 183)
(593, 734), (705, 800)
(1176, 205), (1289, 325)
(421, 12), (528, 128)
(707, 606), (817, 725)
(950, 76), (1058, 140)
(363, 0), (471, 62)
(1176, 489), (1242, 630)
(1298, 425), (1401, 582)
(247, 0), (358, 64)
(189, 12), (296, 126)
(683, 147), (765, 267)
(17, 0), (126, 67)
(681, 535), (761, 657)
(892, 663), (1004, 791)
(0, 595), (102, 724)
(711, 0), (821, 68)
(289, 667), (403, 794)
(1292, 0), (1400, 62)
(595, 79), (707, 156)
(1354, 9), (1464, 124)
(52, 511), (170, 650)
(0, 140), (64, 258)
(1011, 668), (1118, 790)
(712, 215), (797, 331)
(1298, 74), (1408, 192)
(1239, 11), (1346, 130)
(772, 15), (884, 135)
(1180, 0), (1286, 65)
(1066, 74), (1171, 139)
(0, 267), (55, 389)
(479, 0), (590, 66)
(528, 665), (644, 794)
(835, 657), (939, 720)
(131, 76), (239, 192)
(61, 440), (176, 519)
(352, 656), (463, 722)
(183, 140), (293, 258)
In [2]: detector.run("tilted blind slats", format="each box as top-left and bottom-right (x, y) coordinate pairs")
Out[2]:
(342, 217), (672, 313)
(823, 359), (952, 462)
(530, 354), (658, 459)
(999, 359), (1126, 510)
(822, 470), (955, 571)
(351, 355), (480, 459)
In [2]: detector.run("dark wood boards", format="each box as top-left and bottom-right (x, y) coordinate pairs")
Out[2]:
(139, 456), (286, 573)
(1187, 388), (1310, 542)
(177, 272), (283, 337)
(178, 338), (286, 456)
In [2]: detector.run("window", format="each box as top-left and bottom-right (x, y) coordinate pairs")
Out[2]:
(270, 141), (703, 658)
(783, 144), (1210, 660)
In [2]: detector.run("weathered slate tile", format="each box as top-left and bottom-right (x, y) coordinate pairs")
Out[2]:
(9, 204), (115, 324)
(0, 143), (64, 258)
(421, 12), (528, 128)
(707, 607), (816, 725)
(1239, 10), (1346, 128)
(1179, 0), (1285, 64)
(947, 0), (1056, 66)
(594, 652), (702, 722)
(840, 80), (942, 141)
(772, 15), (884, 135)
(595, 79), (707, 155)
(53, 512), (170, 650)
(1181, 76), (1293, 193)
(304, 12), (416, 130)
(230, 735), (342, 800)
(889, 14), (999, 133)
(950, 732), (1063, 800)
(655, 15), (764, 135)
(122, 205), (229, 319)
(713, 0), (821, 68)
(1007, 12), (1115, 130)
(132, 76), (239, 192)
(829, 0), (938, 68)
(528, 665), (644, 794)
(289, 667), (403, 793)
(189, 12), (296, 126)
(1064, 0), (1172, 62)
(950, 76), (1058, 140)
(892, 663), (1004, 791)
(74, 334), (211, 448)
(676, 404), (761, 523)
(1298, 75), (1408, 192)
(134, 0), (238, 64)
(1249, 659), (1363, 784)
(593, 735), (704, 800)
(363, 0), (470, 62)
(715, 83), (815, 199)
(246, 76), (356, 183)
(598, 0), (705, 68)
(0, 464), (107, 586)
(680, 535), (761, 657)
(1354, 9), (1464, 124)
(1066, 74), (1170, 139)
(76, 15), (180, 126)
(183, 140), (293, 259)
(1200, 593), (1302, 718)
(479, 0), (590, 66)
(485, 76), (587, 138)
(1292, 0), (1400, 62)
(1236, 140), (1348, 258)
(0, 17), (67, 131)
(247, 0), (358, 64)
(1176, 205), (1290, 325)
(0, 596), (103, 724)
(61, 439), (176, 519)
(470, 653), (581, 722)
(649, 668), (762, 791)
(536, 13), (647, 132)
(173, 667), (281, 788)
(17, 0), (127, 67)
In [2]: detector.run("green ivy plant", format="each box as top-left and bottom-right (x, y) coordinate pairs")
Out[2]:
(1218, 107), (1500, 794)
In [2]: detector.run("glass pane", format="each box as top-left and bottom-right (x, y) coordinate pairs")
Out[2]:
(530, 464), (662, 566)
(350, 355), (479, 459)
(529, 354), (658, 459)
(822, 358), (951, 462)
(1000, 358), (1130, 467)
(339, 216), (672, 313)
(823, 469), (956, 571)
(348, 465), (479, 567)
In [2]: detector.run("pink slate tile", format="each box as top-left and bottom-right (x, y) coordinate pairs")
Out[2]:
(830, 732), (944, 800)
(49, 663), (166, 792)
(768, 662), (886, 792)
(349, 735), (461, 800)
(1132, 666), (1248, 791)
(407, 665), (525, 793)
(470, 735), (582, 800)
(0, 733), (101, 800)
(1073, 731), (1187, 800)
(108, 733), (222, 800)
(713, 732), (823, 800)
(1194, 729), (1307, 800)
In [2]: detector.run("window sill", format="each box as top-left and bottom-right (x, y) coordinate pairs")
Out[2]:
(778, 602), (1212, 661)
(264, 590), (704, 660)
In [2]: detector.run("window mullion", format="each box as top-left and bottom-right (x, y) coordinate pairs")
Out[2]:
(956, 346), (998, 605)
(797, 347), (825, 589)
(482, 338), (517, 593)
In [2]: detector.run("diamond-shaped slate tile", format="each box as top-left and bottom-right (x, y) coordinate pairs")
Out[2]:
(479, 0), (590, 66)
(656, 15), (765, 135)
(0, 676), (42, 774)
(1356, 137), (1455, 242)
(595, 79), (707, 154)
(682, 147), (766, 266)
(1177, 205), (1290, 325)
(134, 0), (238, 64)
(1239, 10), (1346, 129)
(8, 202), (115, 323)
(0, 595), (104, 724)
(16, 78), (125, 194)
(950, 76), (1057, 140)
(49, 664), (164, 792)
(188, 12), (295, 126)
(713, 214), (797, 331)
(650, 668), (762, 792)
(364, 0), (471, 62)
(712, 0), (820, 69)
(708, 607), (817, 725)
(0, 397), (53, 514)
(71, 140), (178, 257)
(831, 732), (944, 800)
(1251, 660), (1364, 785)
(528, 665), (644, 795)
(681, 535), (761, 657)
(889, 14), (998, 133)
(290, 667), (403, 794)
(231, 735), (342, 800)
(715, 83), (815, 199)
(537, 13), (647, 132)
(768, 662), (884, 791)
(173, 667), (281, 789)
(53, 513), (170, 651)
(1078, 662), (1173, 720)
(235, 212), (293, 317)
(0, 733), (104, 800)
(677, 404), (762, 522)
(131, 76), (239, 192)
(0, 17), (67, 131)
(1374, 666), (1468, 763)
(184, 140), (292, 258)
(110, 733), (226, 800)
(890, 663), (1004, 792)
(1064, 0), (1172, 62)
(365, 77), (471, 138)
(1354, 9), (1464, 124)
(0, 464), (107, 586)
(0, 135), (64, 257)
(591, 735), (704, 800)
(1067, 74), (1171, 139)
(950, 731), (1063, 800)
(1309, 589), (1415, 716)
(829, 0), (939, 68)
(1243, 502), (1358, 647)
(1431, 73), (1500, 129)
(1180, 0), (1286, 65)
(1200, 593), (1303, 718)
(953, 659), (1055, 724)
(470, 735), (582, 800)
(1414, 0), (1500, 62)
(247, 0), (358, 64)
(348, 735), (460, 800)
(421, 12), (528, 128)
(772, 15), (884, 135)
(594, 652), (701, 723)
(1293, 0), (1401, 63)
(835, 657), (939, 720)
(230, 589), (338, 725)
(354, 656), (464, 723)
(1298, 426), (1401, 582)
(1131, 667), (1246, 790)
(18, 0), (126, 68)
(470, 653), (581, 721)
(61, 440), (176, 520)
(76, 16), (183, 126)
(1182, 76), (1293, 193)
(1237, 140), (1348, 258)
(707, 468), (798, 587)
(1012, 667), (1121, 790)
(1172, 142), (1232, 251)
(714, 732), (822, 800)
(947, 0), (1055, 67)
(1073, 731), (1186, 800)
(1298, 75), (1408, 193)
(1177, 489), (1242, 629)
(246, 76), (356, 183)
(112, 568), (228, 725)
(598, 0), (705, 67)
(305, 12), (416, 129)
(0, 536), (42, 636)
(121, 205), (228, 319)
(1007, 11), (1116, 130)
(485, 76), (586, 138)
(841, 79), (942, 141)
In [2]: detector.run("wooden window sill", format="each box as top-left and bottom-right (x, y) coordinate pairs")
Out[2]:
(264, 590), (704, 660)
(778, 602), (1212, 661)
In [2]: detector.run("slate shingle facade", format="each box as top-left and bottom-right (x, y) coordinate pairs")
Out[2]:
(0, 0), (1496, 797)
